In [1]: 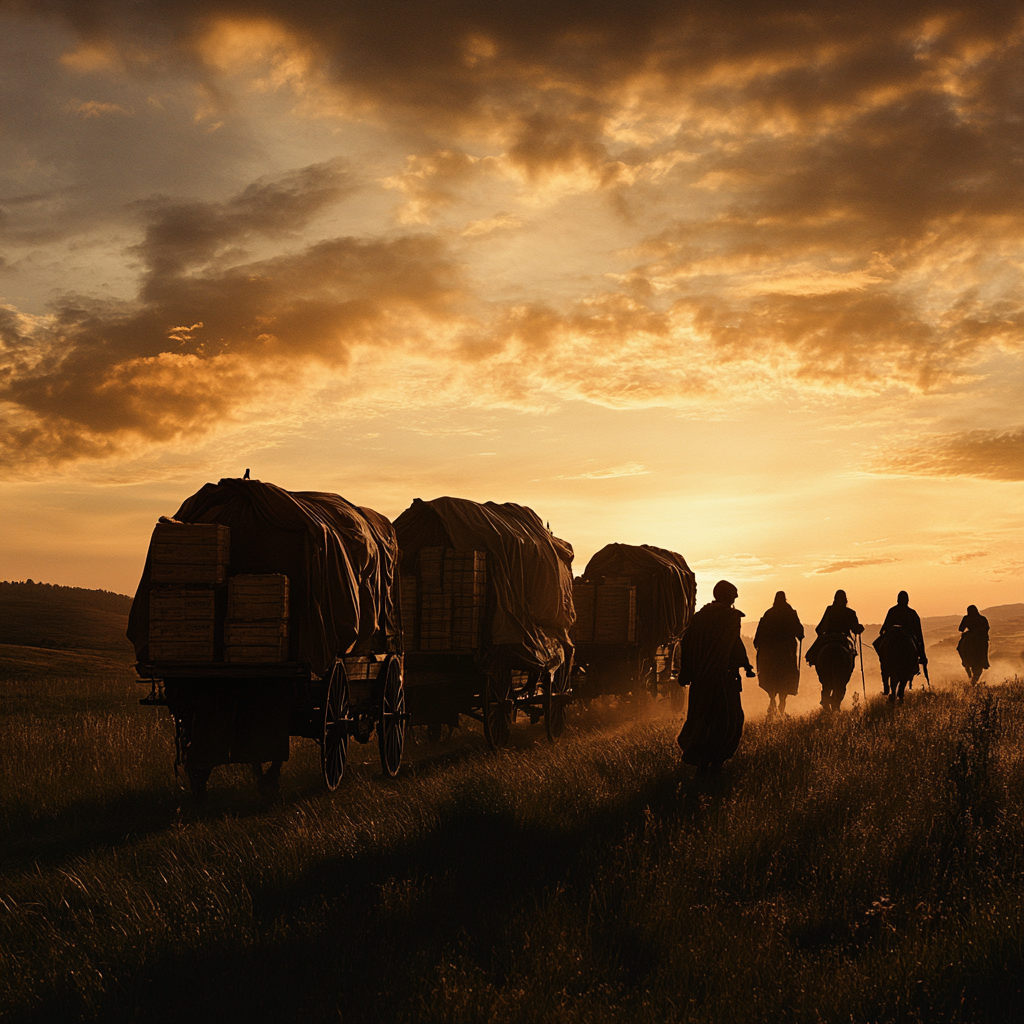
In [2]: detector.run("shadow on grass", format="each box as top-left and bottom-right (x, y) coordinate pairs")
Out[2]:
(14, 751), (699, 1023)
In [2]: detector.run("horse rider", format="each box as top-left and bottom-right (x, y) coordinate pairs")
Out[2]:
(957, 604), (990, 683)
(877, 591), (927, 675)
(805, 589), (864, 711)
(753, 591), (804, 718)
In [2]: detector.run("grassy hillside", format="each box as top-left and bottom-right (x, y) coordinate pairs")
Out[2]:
(0, 581), (135, 676)
(0, 673), (1021, 1022)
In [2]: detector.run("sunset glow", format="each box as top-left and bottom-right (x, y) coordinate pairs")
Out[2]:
(1, 0), (1021, 621)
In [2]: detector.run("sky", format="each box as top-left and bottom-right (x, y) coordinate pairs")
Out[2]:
(1, 0), (1022, 622)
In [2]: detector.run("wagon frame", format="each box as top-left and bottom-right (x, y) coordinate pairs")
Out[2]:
(572, 637), (683, 707)
(404, 646), (573, 749)
(138, 650), (408, 798)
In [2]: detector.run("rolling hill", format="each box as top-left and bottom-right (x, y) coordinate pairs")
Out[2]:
(0, 581), (136, 679)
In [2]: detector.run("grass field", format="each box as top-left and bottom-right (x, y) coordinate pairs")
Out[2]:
(1, 669), (1023, 1023)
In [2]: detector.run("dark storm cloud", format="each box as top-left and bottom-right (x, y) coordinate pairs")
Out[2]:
(881, 428), (1024, 482)
(14, 0), (1022, 169)
(0, 162), (464, 468)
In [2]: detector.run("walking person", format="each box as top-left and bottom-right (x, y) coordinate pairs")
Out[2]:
(677, 580), (755, 778)
(805, 590), (864, 711)
(957, 604), (990, 683)
(753, 591), (804, 718)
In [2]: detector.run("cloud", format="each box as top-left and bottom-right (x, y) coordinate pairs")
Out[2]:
(939, 551), (989, 565)
(3, 1), (1023, 469)
(809, 556), (901, 575)
(879, 428), (1024, 481)
(0, 162), (465, 470)
(553, 462), (650, 480)
(65, 99), (134, 117)
(694, 553), (775, 583)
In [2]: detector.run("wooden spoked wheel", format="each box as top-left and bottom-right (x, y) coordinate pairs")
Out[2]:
(378, 655), (406, 778)
(482, 671), (512, 749)
(321, 661), (350, 792)
(545, 658), (572, 743)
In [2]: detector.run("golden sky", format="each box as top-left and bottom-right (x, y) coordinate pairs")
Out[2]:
(1, 0), (1021, 621)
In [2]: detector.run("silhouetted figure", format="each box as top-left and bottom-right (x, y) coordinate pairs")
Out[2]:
(754, 591), (804, 718)
(805, 589), (863, 711)
(873, 590), (926, 701)
(677, 579), (754, 777)
(957, 604), (989, 683)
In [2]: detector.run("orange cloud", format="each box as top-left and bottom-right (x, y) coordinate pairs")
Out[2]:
(880, 428), (1024, 481)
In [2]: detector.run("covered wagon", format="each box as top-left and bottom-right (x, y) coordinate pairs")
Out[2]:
(394, 497), (575, 747)
(571, 543), (696, 704)
(128, 478), (406, 800)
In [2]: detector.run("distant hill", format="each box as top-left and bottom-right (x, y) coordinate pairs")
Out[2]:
(0, 581), (135, 663)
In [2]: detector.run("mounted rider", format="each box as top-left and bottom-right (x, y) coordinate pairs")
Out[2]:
(874, 590), (927, 675)
(805, 590), (864, 711)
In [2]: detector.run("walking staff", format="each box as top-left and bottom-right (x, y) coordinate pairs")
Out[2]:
(858, 632), (866, 697)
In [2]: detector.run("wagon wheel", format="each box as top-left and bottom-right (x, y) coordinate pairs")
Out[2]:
(482, 669), (512, 749)
(378, 655), (406, 778)
(545, 655), (573, 743)
(321, 660), (351, 792)
(633, 651), (656, 716)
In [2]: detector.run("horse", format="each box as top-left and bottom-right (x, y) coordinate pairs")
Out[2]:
(808, 632), (856, 711)
(873, 625), (920, 702)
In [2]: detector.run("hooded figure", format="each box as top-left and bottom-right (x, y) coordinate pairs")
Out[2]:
(957, 604), (989, 682)
(804, 590), (864, 711)
(815, 590), (864, 641)
(878, 591), (926, 660)
(676, 580), (754, 776)
(753, 591), (805, 715)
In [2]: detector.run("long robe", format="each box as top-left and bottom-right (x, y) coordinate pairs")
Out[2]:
(957, 612), (990, 670)
(676, 601), (749, 766)
(754, 602), (804, 697)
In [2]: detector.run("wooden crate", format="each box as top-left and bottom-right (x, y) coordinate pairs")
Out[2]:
(400, 573), (418, 638)
(225, 574), (290, 664)
(227, 574), (289, 620)
(595, 585), (636, 643)
(419, 547), (444, 593)
(224, 641), (288, 663)
(570, 582), (596, 643)
(150, 586), (217, 622)
(148, 640), (218, 661)
(225, 621), (288, 643)
(406, 548), (487, 651)
(446, 549), (485, 650)
(150, 522), (230, 584)
(148, 586), (217, 661)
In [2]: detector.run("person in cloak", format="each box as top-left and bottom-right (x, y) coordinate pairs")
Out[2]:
(805, 589), (864, 659)
(957, 604), (990, 683)
(877, 590), (927, 667)
(677, 579), (755, 778)
(804, 590), (864, 711)
(753, 591), (805, 718)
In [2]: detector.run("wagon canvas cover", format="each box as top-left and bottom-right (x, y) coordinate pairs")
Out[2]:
(394, 497), (575, 671)
(582, 544), (696, 649)
(128, 478), (400, 677)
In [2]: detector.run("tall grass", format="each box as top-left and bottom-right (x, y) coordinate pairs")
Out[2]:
(1, 676), (1022, 1022)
